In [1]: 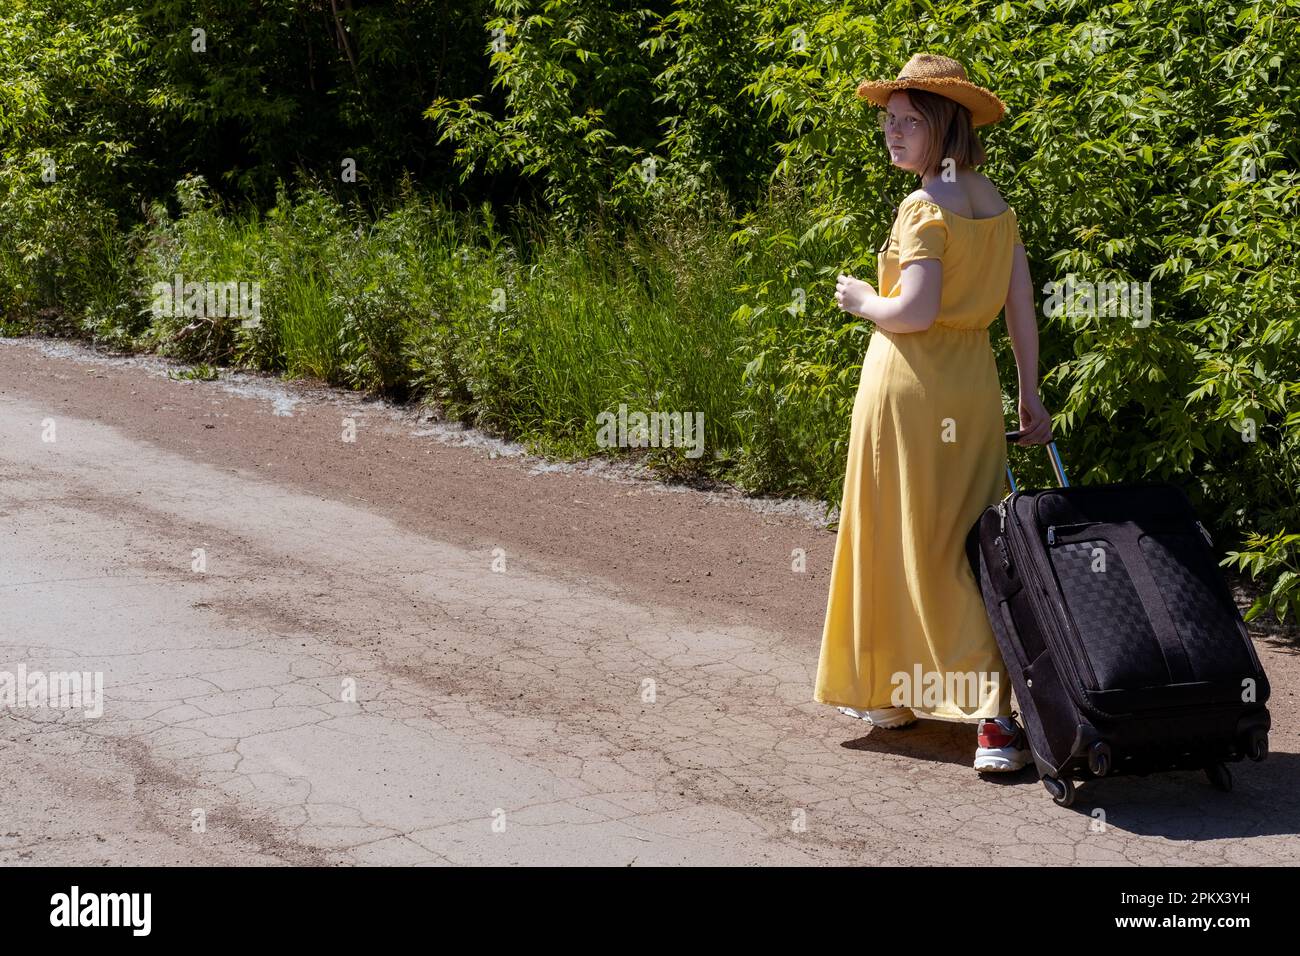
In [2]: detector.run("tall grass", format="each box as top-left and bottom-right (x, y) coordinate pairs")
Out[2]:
(276, 271), (342, 382)
(0, 172), (874, 499)
(123, 177), (809, 490)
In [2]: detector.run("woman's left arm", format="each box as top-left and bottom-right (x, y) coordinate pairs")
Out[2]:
(835, 260), (942, 333)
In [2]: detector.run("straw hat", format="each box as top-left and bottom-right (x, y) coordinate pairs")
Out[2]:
(856, 53), (1007, 127)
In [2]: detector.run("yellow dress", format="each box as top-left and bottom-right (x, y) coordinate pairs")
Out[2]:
(814, 195), (1021, 722)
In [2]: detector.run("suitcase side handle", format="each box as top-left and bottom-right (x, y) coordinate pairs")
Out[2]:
(1005, 430), (1069, 491)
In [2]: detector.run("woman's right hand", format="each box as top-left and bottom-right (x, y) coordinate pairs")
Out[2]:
(1016, 391), (1054, 445)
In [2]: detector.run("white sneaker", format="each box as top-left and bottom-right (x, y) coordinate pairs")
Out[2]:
(837, 705), (917, 729)
(974, 714), (1031, 772)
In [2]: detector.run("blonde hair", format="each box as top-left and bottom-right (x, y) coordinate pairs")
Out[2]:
(902, 89), (987, 175)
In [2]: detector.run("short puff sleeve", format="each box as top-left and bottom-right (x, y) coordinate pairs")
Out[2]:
(896, 198), (948, 265)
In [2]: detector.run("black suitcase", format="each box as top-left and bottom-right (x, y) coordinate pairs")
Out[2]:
(965, 431), (1271, 806)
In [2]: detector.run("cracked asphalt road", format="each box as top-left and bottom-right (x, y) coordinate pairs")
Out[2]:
(1, 338), (1297, 865)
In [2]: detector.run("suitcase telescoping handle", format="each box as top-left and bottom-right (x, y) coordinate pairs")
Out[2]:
(1004, 430), (1069, 491)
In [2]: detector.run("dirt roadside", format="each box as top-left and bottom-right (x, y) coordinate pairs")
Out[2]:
(1, 337), (1296, 865)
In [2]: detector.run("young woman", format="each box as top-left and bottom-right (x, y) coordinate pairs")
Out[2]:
(814, 53), (1054, 773)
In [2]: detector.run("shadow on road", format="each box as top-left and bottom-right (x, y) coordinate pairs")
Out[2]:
(841, 720), (1299, 838)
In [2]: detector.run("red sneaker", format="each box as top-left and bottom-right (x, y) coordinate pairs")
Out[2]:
(974, 713), (1031, 772)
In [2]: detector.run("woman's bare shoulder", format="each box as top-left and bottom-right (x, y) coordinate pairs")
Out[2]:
(903, 174), (1008, 218)
(966, 172), (1010, 215)
(899, 187), (951, 217)
(900, 187), (947, 212)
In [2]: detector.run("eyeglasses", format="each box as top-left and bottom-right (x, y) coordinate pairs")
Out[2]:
(876, 111), (924, 134)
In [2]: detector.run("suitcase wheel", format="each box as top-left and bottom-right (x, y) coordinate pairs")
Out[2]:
(1205, 762), (1233, 792)
(1246, 730), (1268, 762)
(1087, 740), (1112, 777)
(1043, 775), (1076, 807)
